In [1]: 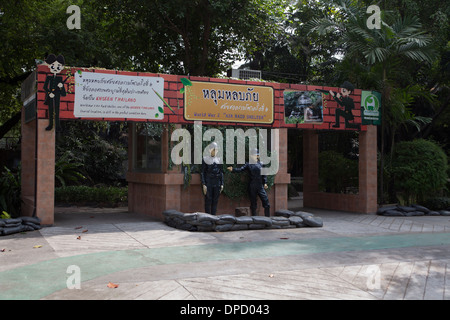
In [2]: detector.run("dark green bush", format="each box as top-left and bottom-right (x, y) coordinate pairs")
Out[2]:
(55, 151), (86, 187)
(318, 150), (358, 193)
(0, 166), (21, 217)
(56, 122), (127, 186)
(55, 186), (128, 206)
(422, 197), (450, 210)
(391, 139), (448, 204)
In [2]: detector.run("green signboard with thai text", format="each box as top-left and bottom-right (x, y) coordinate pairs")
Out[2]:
(361, 91), (381, 125)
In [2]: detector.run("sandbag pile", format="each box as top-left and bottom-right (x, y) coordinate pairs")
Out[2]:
(0, 216), (41, 236)
(162, 209), (323, 232)
(377, 204), (450, 217)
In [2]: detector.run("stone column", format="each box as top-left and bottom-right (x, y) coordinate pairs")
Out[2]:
(273, 128), (290, 213)
(20, 115), (36, 218)
(358, 125), (378, 213)
(35, 120), (55, 225)
(21, 118), (55, 225)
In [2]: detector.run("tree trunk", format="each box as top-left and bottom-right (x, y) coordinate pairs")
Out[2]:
(198, 0), (212, 76)
(0, 111), (21, 140)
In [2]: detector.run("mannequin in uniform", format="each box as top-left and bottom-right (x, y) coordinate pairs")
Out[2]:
(44, 54), (67, 132)
(227, 148), (270, 217)
(201, 142), (223, 215)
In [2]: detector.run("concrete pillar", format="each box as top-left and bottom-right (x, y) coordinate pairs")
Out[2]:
(273, 128), (290, 212)
(20, 116), (36, 218)
(21, 118), (55, 225)
(358, 125), (378, 213)
(36, 120), (55, 225)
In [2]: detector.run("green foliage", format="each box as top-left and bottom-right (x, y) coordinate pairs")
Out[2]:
(222, 171), (275, 201)
(391, 139), (448, 204)
(223, 170), (250, 201)
(306, 0), (448, 204)
(385, 85), (434, 154)
(55, 186), (128, 206)
(92, 0), (288, 76)
(307, 2), (438, 115)
(1, 211), (11, 219)
(308, 2), (436, 68)
(182, 164), (191, 190)
(0, 165), (21, 217)
(422, 197), (450, 211)
(55, 152), (86, 187)
(56, 122), (127, 186)
(318, 150), (358, 193)
(223, 125), (276, 201)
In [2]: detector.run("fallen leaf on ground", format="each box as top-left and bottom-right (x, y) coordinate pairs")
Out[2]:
(107, 282), (119, 288)
(33, 245), (42, 248)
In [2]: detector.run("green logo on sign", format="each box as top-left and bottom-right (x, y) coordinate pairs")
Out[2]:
(364, 94), (380, 111)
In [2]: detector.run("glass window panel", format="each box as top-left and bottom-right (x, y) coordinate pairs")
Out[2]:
(132, 122), (162, 172)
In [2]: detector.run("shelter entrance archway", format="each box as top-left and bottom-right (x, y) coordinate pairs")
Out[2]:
(21, 65), (378, 226)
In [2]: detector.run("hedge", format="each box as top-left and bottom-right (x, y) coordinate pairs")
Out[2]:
(55, 186), (127, 206)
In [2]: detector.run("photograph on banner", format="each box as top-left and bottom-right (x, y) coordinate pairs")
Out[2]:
(283, 90), (323, 124)
(74, 71), (165, 120)
(183, 81), (274, 124)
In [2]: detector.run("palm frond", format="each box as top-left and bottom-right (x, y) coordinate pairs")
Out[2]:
(307, 17), (342, 36)
(402, 116), (432, 132)
(364, 47), (391, 65)
(400, 48), (435, 63)
(392, 15), (422, 38)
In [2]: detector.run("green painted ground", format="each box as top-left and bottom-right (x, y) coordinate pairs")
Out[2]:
(1, 232), (450, 299)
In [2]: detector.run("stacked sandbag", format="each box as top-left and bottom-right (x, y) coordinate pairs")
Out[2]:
(376, 204), (450, 217)
(275, 209), (324, 227)
(0, 216), (41, 236)
(20, 216), (42, 231)
(162, 209), (323, 232)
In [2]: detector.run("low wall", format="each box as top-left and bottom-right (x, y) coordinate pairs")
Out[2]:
(127, 172), (287, 220)
(304, 192), (361, 212)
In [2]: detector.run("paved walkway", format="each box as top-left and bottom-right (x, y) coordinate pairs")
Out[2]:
(1, 204), (450, 301)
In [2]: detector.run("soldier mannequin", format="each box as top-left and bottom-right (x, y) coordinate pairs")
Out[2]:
(44, 54), (67, 132)
(201, 142), (224, 215)
(227, 148), (270, 217)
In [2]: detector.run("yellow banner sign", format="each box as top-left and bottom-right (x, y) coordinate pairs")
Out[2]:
(184, 81), (274, 124)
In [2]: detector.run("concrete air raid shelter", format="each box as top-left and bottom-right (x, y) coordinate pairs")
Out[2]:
(20, 64), (379, 225)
